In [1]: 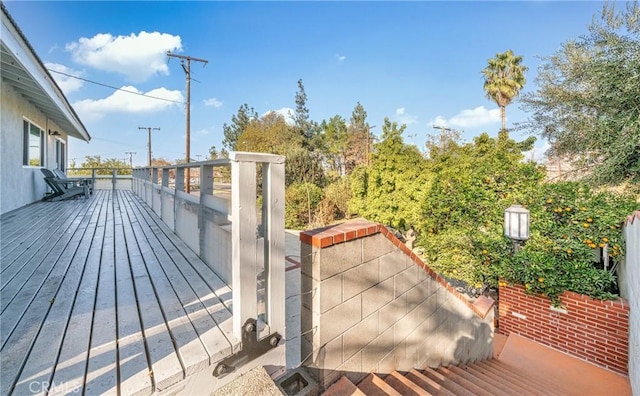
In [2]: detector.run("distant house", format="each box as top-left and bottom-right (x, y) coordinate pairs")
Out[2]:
(1, 3), (90, 215)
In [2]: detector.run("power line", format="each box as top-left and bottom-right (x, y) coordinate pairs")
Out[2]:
(47, 69), (185, 104)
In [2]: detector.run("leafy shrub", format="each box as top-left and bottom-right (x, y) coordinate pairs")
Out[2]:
(285, 182), (323, 229)
(492, 182), (637, 303)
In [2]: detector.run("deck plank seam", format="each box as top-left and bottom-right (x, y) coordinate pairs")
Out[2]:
(1, 192), (104, 394)
(129, 191), (238, 352)
(12, 190), (107, 395)
(123, 191), (234, 365)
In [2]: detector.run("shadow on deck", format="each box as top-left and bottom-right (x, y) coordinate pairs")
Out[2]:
(0, 190), (239, 395)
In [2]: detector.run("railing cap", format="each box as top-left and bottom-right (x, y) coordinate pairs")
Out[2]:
(230, 151), (285, 164)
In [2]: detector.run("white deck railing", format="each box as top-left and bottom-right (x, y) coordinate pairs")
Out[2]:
(132, 152), (285, 341)
(67, 167), (133, 190)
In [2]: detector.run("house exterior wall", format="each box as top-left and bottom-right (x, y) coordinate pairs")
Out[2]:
(300, 220), (495, 389)
(498, 283), (629, 375)
(1, 81), (69, 214)
(620, 212), (640, 395)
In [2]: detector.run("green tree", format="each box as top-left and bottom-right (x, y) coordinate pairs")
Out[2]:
(349, 118), (429, 229)
(317, 115), (349, 176)
(418, 132), (545, 288)
(293, 78), (321, 149)
(208, 145), (219, 159)
(519, 2), (640, 186)
(345, 102), (371, 173)
(285, 146), (325, 187)
(482, 50), (528, 132)
(222, 104), (257, 151)
(74, 156), (132, 175)
(236, 112), (300, 154)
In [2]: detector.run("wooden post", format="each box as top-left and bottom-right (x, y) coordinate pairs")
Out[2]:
(199, 164), (214, 257)
(175, 167), (185, 192)
(230, 155), (258, 340)
(161, 168), (169, 188)
(263, 160), (286, 334)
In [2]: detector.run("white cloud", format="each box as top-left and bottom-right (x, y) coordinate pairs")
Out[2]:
(73, 86), (183, 121)
(431, 106), (500, 129)
(203, 97), (223, 108)
(263, 107), (295, 124)
(45, 62), (84, 94)
(66, 31), (182, 82)
(394, 107), (418, 125)
(196, 128), (210, 135)
(335, 53), (346, 62)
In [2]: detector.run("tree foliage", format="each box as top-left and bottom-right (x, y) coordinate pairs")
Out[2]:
(482, 50), (528, 131)
(349, 118), (429, 230)
(294, 79), (317, 147)
(519, 2), (640, 186)
(222, 104), (257, 151)
(420, 132), (545, 287)
(71, 156), (132, 175)
(285, 146), (325, 187)
(493, 182), (637, 303)
(317, 115), (349, 176)
(345, 102), (372, 173)
(236, 112), (300, 154)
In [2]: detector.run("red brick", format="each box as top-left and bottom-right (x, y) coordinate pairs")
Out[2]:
(332, 232), (345, 244)
(300, 232), (313, 246)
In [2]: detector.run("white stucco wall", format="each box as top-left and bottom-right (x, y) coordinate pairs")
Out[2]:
(620, 213), (640, 396)
(1, 81), (69, 215)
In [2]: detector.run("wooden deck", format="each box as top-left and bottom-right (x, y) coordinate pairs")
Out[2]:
(0, 190), (239, 395)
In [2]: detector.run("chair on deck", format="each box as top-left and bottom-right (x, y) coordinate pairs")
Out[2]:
(52, 168), (93, 194)
(41, 168), (89, 201)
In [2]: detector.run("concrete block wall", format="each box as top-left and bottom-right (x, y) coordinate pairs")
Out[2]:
(300, 219), (495, 389)
(499, 284), (629, 375)
(621, 211), (640, 394)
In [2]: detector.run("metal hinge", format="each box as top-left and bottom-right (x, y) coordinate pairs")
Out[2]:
(212, 318), (281, 377)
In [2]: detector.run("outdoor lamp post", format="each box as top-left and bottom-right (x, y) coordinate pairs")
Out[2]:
(504, 204), (530, 252)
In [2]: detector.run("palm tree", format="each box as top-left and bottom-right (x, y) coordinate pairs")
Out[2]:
(482, 50), (528, 132)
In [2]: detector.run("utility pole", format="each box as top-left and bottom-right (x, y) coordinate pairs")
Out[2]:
(138, 126), (160, 167)
(125, 151), (136, 168)
(430, 125), (461, 152)
(167, 51), (208, 193)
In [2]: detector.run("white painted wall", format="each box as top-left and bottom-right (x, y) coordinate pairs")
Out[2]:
(1, 82), (69, 215)
(620, 213), (639, 396)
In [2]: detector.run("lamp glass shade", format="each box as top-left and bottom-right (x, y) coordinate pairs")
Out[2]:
(504, 204), (530, 241)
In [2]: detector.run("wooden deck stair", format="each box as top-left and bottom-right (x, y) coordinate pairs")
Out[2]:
(323, 358), (566, 396)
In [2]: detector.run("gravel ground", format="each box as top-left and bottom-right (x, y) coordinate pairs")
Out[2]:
(210, 366), (283, 396)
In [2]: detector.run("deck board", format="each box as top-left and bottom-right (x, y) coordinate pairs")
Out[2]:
(0, 190), (237, 395)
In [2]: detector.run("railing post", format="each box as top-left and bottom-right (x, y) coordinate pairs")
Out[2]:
(230, 155), (258, 340)
(199, 164), (214, 258)
(175, 167), (185, 192)
(112, 169), (117, 190)
(263, 160), (286, 334)
(161, 168), (169, 188)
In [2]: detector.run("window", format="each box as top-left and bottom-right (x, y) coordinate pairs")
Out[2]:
(22, 119), (45, 167)
(55, 140), (66, 171)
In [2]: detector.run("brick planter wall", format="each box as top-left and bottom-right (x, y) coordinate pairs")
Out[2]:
(498, 284), (629, 375)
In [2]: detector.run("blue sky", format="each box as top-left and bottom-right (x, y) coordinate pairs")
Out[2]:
(5, 1), (606, 166)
